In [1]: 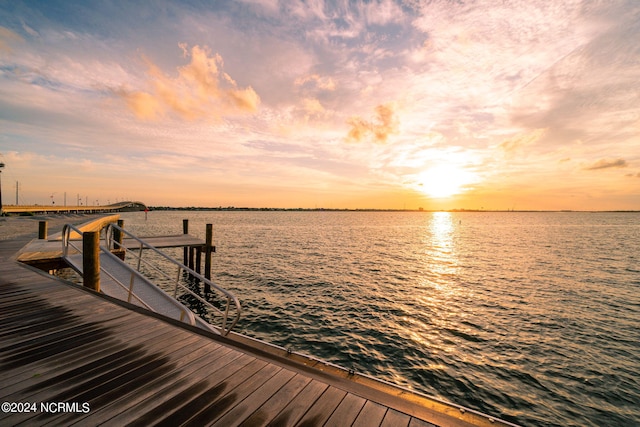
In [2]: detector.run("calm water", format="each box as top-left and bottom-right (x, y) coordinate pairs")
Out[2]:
(118, 210), (640, 427)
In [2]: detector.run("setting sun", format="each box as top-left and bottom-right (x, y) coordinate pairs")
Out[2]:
(415, 165), (477, 198)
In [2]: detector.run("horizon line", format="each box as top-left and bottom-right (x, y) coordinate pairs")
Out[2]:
(146, 206), (640, 213)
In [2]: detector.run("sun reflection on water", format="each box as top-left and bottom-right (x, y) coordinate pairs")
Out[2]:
(407, 211), (468, 358)
(428, 211), (459, 281)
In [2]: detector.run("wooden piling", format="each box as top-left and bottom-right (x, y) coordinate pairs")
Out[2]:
(113, 219), (125, 260)
(204, 224), (213, 293)
(113, 219), (124, 248)
(183, 219), (189, 265)
(38, 221), (48, 240)
(82, 231), (100, 291)
(188, 246), (195, 271)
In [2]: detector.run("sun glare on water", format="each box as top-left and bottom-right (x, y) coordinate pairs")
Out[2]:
(415, 165), (477, 198)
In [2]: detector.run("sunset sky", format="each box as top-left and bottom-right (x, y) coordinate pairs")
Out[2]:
(1, 0), (638, 210)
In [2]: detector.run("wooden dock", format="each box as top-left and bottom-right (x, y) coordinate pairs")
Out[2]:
(0, 221), (518, 426)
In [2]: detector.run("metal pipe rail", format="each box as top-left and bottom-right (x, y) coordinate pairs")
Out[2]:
(61, 223), (158, 314)
(104, 223), (241, 335)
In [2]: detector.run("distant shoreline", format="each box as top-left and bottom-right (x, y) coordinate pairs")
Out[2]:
(147, 207), (640, 213)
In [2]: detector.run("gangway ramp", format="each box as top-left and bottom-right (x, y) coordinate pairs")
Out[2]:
(61, 223), (233, 335)
(63, 249), (204, 330)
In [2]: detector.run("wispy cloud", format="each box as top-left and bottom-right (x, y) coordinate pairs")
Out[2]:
(584, 158), (628, 171)
(499, 129), (548, 153)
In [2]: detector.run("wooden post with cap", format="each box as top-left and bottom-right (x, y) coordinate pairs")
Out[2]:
(38, 221), (48, 240)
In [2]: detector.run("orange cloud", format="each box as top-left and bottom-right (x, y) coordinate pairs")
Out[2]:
(119, 44), (260, 121)
(347, 103), (398, 143)
(295, 97), (330, 123)
(119, 91), (162, 120)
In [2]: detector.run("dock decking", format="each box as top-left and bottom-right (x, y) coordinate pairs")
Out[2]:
(0, 221), (516, 427)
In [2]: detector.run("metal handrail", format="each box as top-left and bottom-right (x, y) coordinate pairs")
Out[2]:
(104, 223), (242, 335)
(61, 223), (157, 313)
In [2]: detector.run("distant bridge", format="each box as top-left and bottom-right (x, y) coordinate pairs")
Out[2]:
(1, 201), (148, 215)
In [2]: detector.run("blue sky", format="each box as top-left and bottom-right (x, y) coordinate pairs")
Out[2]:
(0, 0), (638, 209)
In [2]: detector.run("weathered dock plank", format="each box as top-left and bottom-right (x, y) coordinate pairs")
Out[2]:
(183, 362), (284, 426)
(324, 392), (368, 426)
(381, 408), (413, 427)
(71, 343), (232, 425)
(268, 379), (330, 425)
(213, 368), (297, 425)
(238, 372), (313, 426)
(352, 400), (389, 427)
(32, 333), (208, 426)
(299, 386), (349, 425)
(97, 350), (251, 426)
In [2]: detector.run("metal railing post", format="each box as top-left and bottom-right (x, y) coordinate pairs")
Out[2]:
(137, 243), (143, 271)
